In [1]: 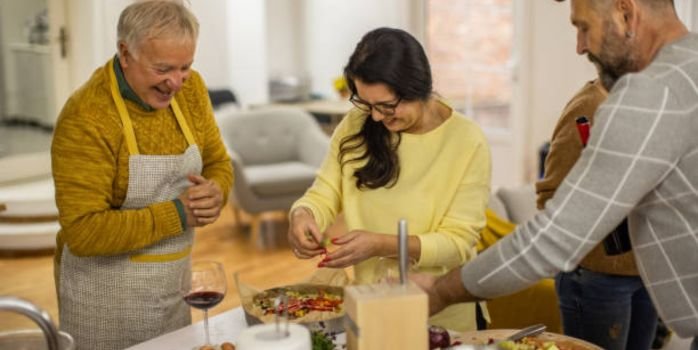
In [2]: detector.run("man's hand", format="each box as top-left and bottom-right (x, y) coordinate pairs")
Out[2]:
(184, 174), (224, 227)
(411, 272), (450, 315)
(411, 267), (481, 316)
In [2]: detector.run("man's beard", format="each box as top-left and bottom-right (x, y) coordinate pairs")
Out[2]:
(587, 23), (640, 91)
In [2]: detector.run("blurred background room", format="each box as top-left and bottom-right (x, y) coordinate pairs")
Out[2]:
(0, 0), (696, 347)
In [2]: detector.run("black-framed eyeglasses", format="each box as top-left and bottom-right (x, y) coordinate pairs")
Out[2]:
(349, 94), (402, 116)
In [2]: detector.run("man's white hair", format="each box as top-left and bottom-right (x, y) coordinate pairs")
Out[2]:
(117, 0), (199, 57)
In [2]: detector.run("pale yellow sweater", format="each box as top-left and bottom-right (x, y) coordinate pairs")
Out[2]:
(292, 103), (491, 330)
(52, 59), (232, 260)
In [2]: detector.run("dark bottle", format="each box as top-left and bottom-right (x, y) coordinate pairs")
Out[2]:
(602, 219), (632, 255)
(575, 116), (632, 256)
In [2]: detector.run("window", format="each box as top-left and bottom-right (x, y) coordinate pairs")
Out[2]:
(425, 0), (514, 130)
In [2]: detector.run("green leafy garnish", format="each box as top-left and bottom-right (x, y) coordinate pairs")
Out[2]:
(311, 330), (336, 350)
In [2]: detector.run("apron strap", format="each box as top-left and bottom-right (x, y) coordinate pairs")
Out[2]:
(108, 58), (139, 155)
(170, 99), (196, 147)
(108, 57), (198, 154)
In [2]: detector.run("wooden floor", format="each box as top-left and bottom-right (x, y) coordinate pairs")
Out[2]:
(0, 204), (342, 331)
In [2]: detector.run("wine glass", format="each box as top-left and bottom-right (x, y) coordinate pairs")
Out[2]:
(181, 260), (227, 347)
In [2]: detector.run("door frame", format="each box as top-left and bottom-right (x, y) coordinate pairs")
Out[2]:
(48, 0), (70, 126)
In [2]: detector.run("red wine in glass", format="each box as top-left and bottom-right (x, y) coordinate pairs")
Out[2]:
(184, 291), (224, 310)
(181, 261), (227, 347)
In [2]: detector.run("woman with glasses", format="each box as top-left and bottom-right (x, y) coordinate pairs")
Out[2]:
(288, 27), (491, 332)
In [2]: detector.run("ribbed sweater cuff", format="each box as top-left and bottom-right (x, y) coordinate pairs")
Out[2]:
(151, 201), (184, 237)
(173, 198), (187, 230)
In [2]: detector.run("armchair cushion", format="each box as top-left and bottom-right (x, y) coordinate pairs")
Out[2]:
(245, 161), (317, 196)
(496, 184), (537, 224)
(217, 107), (330, 214)
(488, 193), (508, 220)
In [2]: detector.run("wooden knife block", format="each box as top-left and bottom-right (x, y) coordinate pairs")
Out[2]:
(344, 282), (428, 350)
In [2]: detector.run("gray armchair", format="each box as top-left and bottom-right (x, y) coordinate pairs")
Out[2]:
(216, 107), (330, 229)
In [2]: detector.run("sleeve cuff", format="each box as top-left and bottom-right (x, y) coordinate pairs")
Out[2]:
(417, 234), (438, 267)
(173, 198), (187, 230)
(151, 201), (184, 237)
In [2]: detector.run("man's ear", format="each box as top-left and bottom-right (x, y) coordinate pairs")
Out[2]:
(117, 41), (130, 68)
(617, 0), (638, 38)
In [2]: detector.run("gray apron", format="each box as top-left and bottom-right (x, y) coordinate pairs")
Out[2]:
(58, 64), (202, 350)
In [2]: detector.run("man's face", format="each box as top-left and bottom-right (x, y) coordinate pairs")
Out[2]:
(570, 0), (640, 90)
(119, 37), (195, 110)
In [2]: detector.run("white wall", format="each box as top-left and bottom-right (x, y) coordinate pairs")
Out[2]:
(0, 1), (6, 118)
(519, 1), (597, 183)
(264, 0), (411, 99)
(64, 0), (127, 88)
(266, 1), (303, 79)
(64, 0), (269, 107)
(266, 0), (422, 99)
(190, 0), (231, 87)
(223, 0), (269, 106)
(302, 0), (410, 98)
(675, 0), (697, 30)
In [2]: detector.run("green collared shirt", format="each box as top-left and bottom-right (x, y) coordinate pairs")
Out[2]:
(112, 55), (154, 112)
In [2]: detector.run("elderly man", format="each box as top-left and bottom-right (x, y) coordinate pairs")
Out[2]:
(52, 1), (232, 349)
(414, 0), (698, 347)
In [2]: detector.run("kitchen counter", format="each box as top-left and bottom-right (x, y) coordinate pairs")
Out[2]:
(127, 307), (346, 349)
(127, 307), (247, 349)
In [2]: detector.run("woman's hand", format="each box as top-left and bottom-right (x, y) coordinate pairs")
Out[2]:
(320, 230), (388, 268)
(288, 207), (326, 259)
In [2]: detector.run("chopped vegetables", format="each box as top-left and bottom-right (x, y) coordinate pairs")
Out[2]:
(498, 338), (561, 350)
(253, 287), (343, 320)
(311, 330), (336, 350)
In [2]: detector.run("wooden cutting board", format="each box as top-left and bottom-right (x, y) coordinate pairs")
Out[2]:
(454, 329), (602, 350)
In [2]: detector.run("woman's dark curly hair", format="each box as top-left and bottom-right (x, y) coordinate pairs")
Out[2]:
(340, 27), (432, 189)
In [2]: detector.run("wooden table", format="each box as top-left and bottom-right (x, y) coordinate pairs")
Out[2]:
(126, 307), (346, 349)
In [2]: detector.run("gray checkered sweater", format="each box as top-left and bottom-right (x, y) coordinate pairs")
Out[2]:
(462, 33), (698, 337)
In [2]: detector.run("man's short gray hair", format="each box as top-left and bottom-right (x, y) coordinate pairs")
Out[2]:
(117, 0), (199, 57)
(553, 0), (675, 10)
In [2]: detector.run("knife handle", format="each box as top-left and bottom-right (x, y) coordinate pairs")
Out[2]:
(398, 219), (408, 285)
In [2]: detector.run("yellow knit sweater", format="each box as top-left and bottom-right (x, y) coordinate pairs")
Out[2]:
(52, 59), (232, 260)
